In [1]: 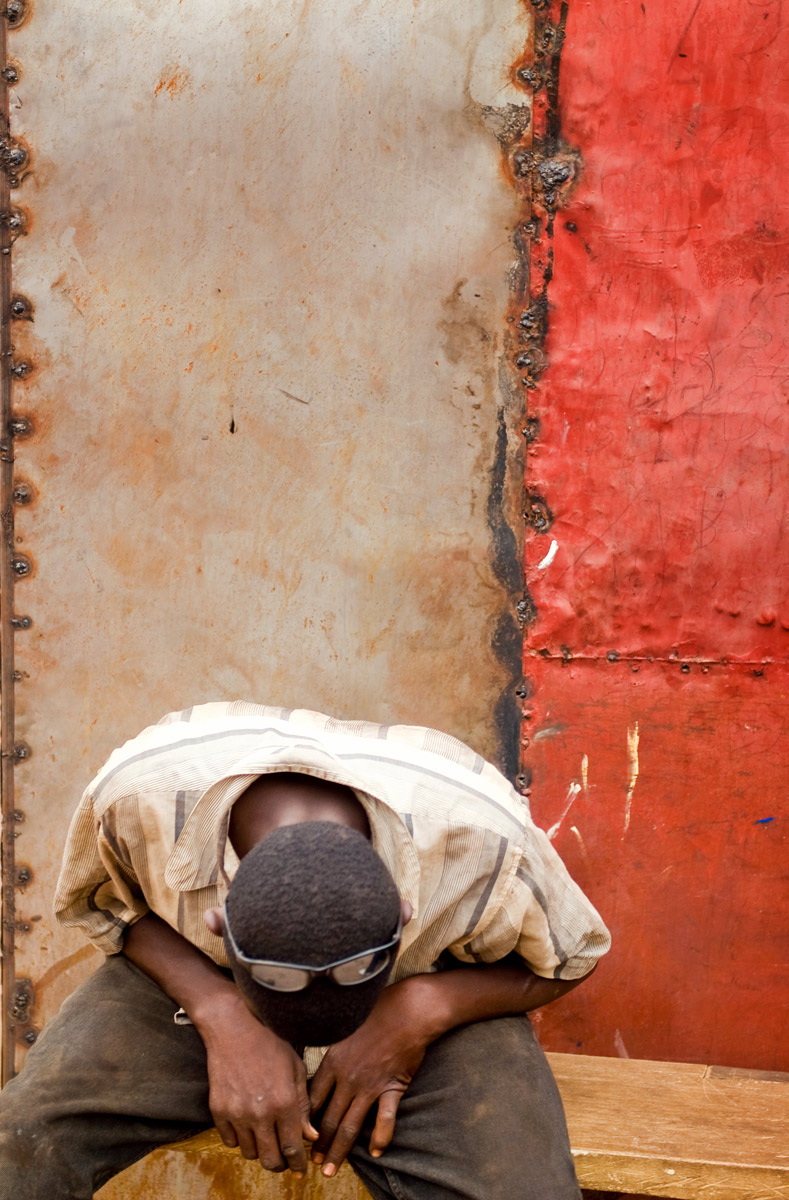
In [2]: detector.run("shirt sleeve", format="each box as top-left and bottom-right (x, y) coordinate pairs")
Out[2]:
(459, 828), (611, 980)
(53, 789), (150, 955)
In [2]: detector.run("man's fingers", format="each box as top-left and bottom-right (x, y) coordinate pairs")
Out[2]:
(276, 1112), (309, 1176)
(236, 1125), (261, 1162)
(299, 1080), (320, 1143)
(311, 1088), (346, 1164)
(321, 1098), (370, 1177)
(251, 1122), (287, 1173)
(308, 1062), (335, 1118)
(215, 1119), (239, 1150)
(369, 1090), (402, 1158)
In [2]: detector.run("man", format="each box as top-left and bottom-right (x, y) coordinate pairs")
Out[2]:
(0, 700), (610, 1199)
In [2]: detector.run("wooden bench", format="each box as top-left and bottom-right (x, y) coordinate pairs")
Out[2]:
(98, 1053), (789, 1200)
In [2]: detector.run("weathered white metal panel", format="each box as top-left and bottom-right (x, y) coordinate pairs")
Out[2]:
(2, 0), (530, 1118)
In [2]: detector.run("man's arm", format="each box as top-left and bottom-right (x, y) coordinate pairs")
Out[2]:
(122, 913), (317, 1174)
(309, 962), (593, 1176)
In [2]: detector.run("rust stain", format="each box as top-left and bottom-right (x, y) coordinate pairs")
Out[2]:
(32, 942), (97, 998)
(154, 69), (191, 99)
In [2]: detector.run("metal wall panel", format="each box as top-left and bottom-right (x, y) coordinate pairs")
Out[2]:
(522, 0), (789, 1070)
(1, 0), (533, 1079)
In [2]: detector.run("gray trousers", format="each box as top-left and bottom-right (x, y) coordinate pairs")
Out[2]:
(0, 956), (581, 1200)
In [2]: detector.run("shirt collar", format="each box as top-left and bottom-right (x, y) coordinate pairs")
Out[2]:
(163, 743), (421, 918)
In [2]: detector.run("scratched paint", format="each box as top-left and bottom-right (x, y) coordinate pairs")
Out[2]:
(523, 0), (789, 1072)
(0, 0), (535, 1098)
(623, 723), (639, 835)
(525, 0), (789, 665)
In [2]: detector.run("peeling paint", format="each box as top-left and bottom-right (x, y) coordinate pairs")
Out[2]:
(536, 537), (558, 570)
(547, 780), (581, 841)
(623, 722), (640, 835)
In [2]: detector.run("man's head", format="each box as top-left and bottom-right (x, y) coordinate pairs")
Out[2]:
(215, 821), (402, 1046)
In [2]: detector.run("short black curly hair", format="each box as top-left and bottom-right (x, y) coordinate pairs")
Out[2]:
(225, 821), (401, 1047)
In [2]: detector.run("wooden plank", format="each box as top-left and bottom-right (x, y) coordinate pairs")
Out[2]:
(572, 1152), (789, 1200)
(100, 1055), (789, 1199)
(98, 1134), (371, 1200)
(548, 1053), (789, 1197)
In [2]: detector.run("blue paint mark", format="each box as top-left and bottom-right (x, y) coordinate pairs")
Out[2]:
(753, 817), (774, 825)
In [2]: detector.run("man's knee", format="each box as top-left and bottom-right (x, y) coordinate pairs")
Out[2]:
(351, 1017), (581, 1200)
(0, 1105), (86, 1200)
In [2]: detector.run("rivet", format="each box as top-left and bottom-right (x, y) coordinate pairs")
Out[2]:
(23, 1030), (38, 1045)
(538, 158), (573, 189)
(11, 554), (31, 576)
(10, 359), (32, 379)
(4, 1), (26, 27)
(10, 294), (32, 319)
(1, 140), (26, 171)
(524, 494), (552, 533)
(522, 417), (541, 444)
(517, 595), (537, 625)
(12, 480), (33, 504)
(8, 415), (32, 437)
(1, 65), (19, 83)
(516, 768), (533, 794)
(680, 663), (690, 673)
(13, 741), (31, 760)
(13, 808), (24, 822)
(11, 614), (31, 629)
(606, 650), (620, 662)
(15, 864), (32, 884)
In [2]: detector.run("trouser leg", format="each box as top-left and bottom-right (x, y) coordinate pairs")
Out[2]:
(349, 1015), (581, 1200)
(0, 955), (213, 1200)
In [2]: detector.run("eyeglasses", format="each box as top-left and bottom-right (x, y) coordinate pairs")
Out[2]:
(224, 909), (402, 992)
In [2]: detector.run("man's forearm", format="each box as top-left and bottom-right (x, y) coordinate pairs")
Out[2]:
(122, 911), (244, 1033)
(391, 962), (594, 1045)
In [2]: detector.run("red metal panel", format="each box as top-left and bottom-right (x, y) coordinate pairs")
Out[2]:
(528, 0), (789, 663)
(523, 0), (789, 1070)
(526, 658), (788, 1071)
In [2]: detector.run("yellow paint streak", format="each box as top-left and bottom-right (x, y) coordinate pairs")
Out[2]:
(624, 722), (640, 833)
(581, 753), (589, 791)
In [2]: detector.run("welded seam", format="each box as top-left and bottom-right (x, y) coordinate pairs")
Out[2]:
(0, 7), (17, 1087)
(530, 652), (775, 671)
(487, 0), (576, 795)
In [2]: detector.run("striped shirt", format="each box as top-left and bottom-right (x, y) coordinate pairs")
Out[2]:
(55, 701), (610, 1006)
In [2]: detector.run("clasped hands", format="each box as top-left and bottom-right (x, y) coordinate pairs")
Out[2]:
(207, 978), (434, 1178)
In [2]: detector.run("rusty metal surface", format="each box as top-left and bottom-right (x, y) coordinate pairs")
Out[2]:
(525, 0), (789, 663)
(98, 1141), (654, 1200)
(522, 1), (789, 1070)
(97, 1136), (369, 1200)
(1, 0), (534, 1079)
(527, 658), (788, 1072)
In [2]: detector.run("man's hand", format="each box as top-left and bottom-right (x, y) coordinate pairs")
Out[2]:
(307, 961), (596, 1175)
(201, 993), (318, 1174)
(122, 913), (318, 1175)
(308, 979), (433, 1176)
